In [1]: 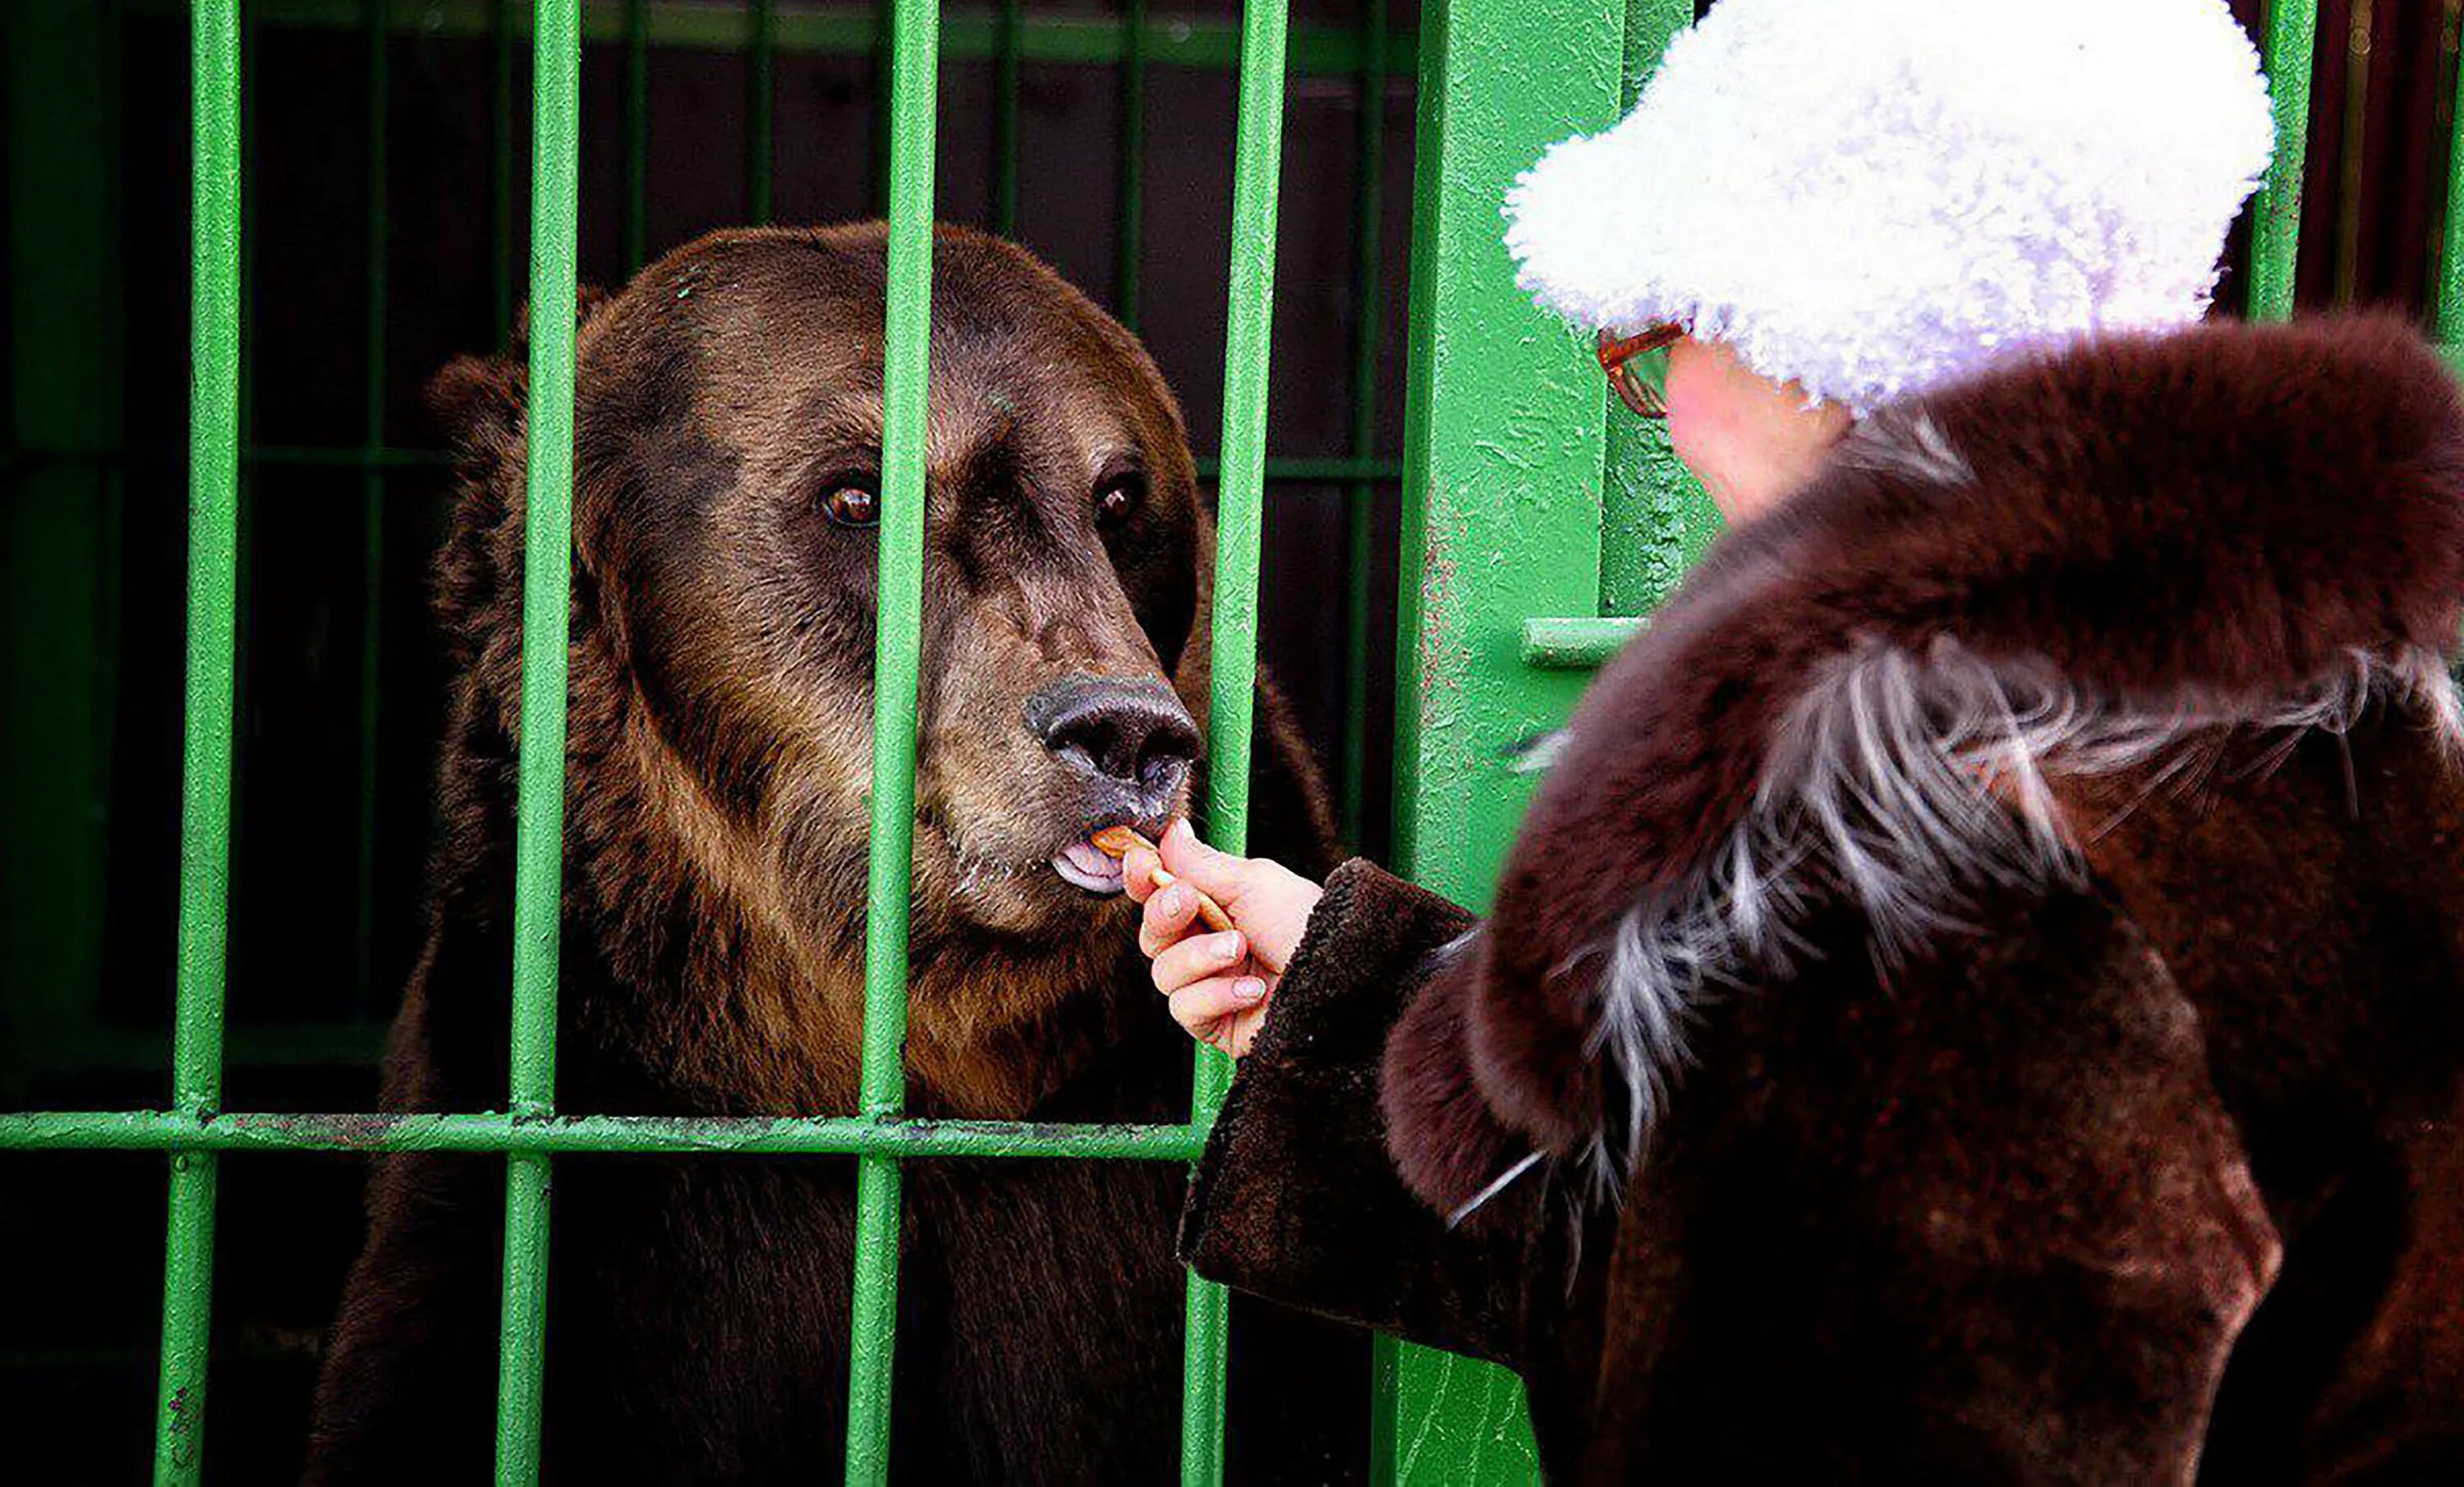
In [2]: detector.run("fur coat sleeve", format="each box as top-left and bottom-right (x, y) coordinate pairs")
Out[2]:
(1179, 858), (1540, 1364)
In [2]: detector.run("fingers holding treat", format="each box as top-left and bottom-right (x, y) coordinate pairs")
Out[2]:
(1170, 975), (1271, 1057)
(1092, 824), (1232, 930)
(1138, 881), (1202, 958)
(1151, 928), (1249, 997)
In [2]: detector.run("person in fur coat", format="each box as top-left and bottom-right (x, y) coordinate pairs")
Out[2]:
(1122, 1), (2464, 1480)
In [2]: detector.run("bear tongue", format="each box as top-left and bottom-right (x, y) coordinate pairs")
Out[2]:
(1051, 839), (1126, 895)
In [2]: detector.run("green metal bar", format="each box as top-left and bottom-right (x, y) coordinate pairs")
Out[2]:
(1521, 615), (1643, 670)
(623, 0), (649, 273)
(154, 2), (243, 1480)
(157, 1154), (217, 1483)
(993, 0), (1022, 235)
(846, 1), (940, 1480)
(1386, 0), (1625, 1476)
(748, 0), (775, 224)
(1117, 0), (1147, 327)
(1339, 0), (1389, 845)
(0, 1110), (1209, 1159)
(494, 2), (581, 1480)
(357, 0), (392, 1017)
(2437, 4), (2464, 343)
(229, 0), (260, 932)
(1597, 0), (1714, 617)
(2248, 0), (2319, 321)
(155, 0), (1415, 76)
(1185, 2), (1291, 1480)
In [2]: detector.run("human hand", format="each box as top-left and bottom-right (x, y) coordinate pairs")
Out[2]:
(1121, 820), (1323, 1057)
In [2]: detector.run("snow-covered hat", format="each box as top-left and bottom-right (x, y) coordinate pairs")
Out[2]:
(1505, 0), (2278, 413)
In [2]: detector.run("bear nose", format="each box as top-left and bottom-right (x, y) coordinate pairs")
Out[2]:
(1025, 675), (1200, 796)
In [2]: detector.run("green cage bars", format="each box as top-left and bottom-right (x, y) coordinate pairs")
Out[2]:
(7, 0), (2464, 1483)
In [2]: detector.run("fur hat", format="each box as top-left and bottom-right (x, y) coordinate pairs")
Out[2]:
(1504, 0), (2278, 412)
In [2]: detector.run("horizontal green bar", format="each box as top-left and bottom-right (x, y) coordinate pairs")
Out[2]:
(0, 1110), (1209, 1160)
(1520, 615), (1644, 670)
(135, 0), (1418, 76)
(7, 446), (1400, 484)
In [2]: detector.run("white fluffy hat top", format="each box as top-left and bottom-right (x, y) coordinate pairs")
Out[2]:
(1505, 0), (2278, 412)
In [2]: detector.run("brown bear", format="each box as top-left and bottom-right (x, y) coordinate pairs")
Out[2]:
(301, 223), (1363, 1484)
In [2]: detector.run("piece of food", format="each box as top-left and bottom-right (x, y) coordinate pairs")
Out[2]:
(1092, 826), (1236, 933)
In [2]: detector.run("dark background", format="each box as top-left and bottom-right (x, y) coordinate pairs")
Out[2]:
(6, 0), (2463, 1479)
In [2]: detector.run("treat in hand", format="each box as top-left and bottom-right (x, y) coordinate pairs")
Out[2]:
(1091, 826), (1236, 932)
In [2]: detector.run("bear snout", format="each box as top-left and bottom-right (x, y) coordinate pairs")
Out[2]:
(1024, 673), (1198, 829)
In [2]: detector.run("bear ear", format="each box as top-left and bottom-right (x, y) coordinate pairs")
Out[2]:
(425, 284), (614, 460)
(424, 352), (527, 466)
(508, 281), (615, 348)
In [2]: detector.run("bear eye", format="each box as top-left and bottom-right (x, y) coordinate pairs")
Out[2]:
(818, 481), (880, 528)
(1094, 472), (1145, 530)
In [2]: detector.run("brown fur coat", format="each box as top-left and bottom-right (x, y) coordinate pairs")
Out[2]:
(1184, 315), (2464, 1483)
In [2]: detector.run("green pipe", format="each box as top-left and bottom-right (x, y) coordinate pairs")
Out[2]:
(2437, 4), (2464, 343)
(228, 0), (261, 963)
(154, 3), (241, 1481)
(156, 1153), (217, 1485)
(0, 1109), (1210, 1159)
(2248, 0), (2318, 321)
(494, 2), (580, 1480)
(1521, 615), (1644, 670)
(1338, 0), (1388, 846)
(846, 1), (940, 1480)
(748, 0), (775, 223)
(356, 0), (391, 1018)
(1186, 2), (1291, 1480)
(167, 0), (1415, 77)
(623, 0), (649, 273)
(1117, 0), (1148, 327)
(994, 0), (1022, 236)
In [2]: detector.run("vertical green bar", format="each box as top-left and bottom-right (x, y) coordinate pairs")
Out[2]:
(623, 0), (649, 274)
(1337, 0), (1387, 844)
(2435, 21), (2464, 345)
(494, 1), (579, 1480)
(845, 2), (939, 1481)
(1185, 2), (1289, 1481)
(154, 2), (241, 1480)
(2248, 0), (2318, 322)
(993, 0), (1022, 236)
(1116, 0), (1149, 329)
(356, 0), (392, 1013)
(1597, 0), (1714, 618)
(749, 0), (775, 225)
(1386, 0), (1620, 1480)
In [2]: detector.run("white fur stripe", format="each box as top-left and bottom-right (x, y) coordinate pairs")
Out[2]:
(1575, 641), (2461, 1190)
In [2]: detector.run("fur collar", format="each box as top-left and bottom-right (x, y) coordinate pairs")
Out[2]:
(1382, 313), (2464, 1212)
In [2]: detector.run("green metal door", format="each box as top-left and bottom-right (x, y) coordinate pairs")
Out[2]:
(1380, 0), (2331, 1479)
